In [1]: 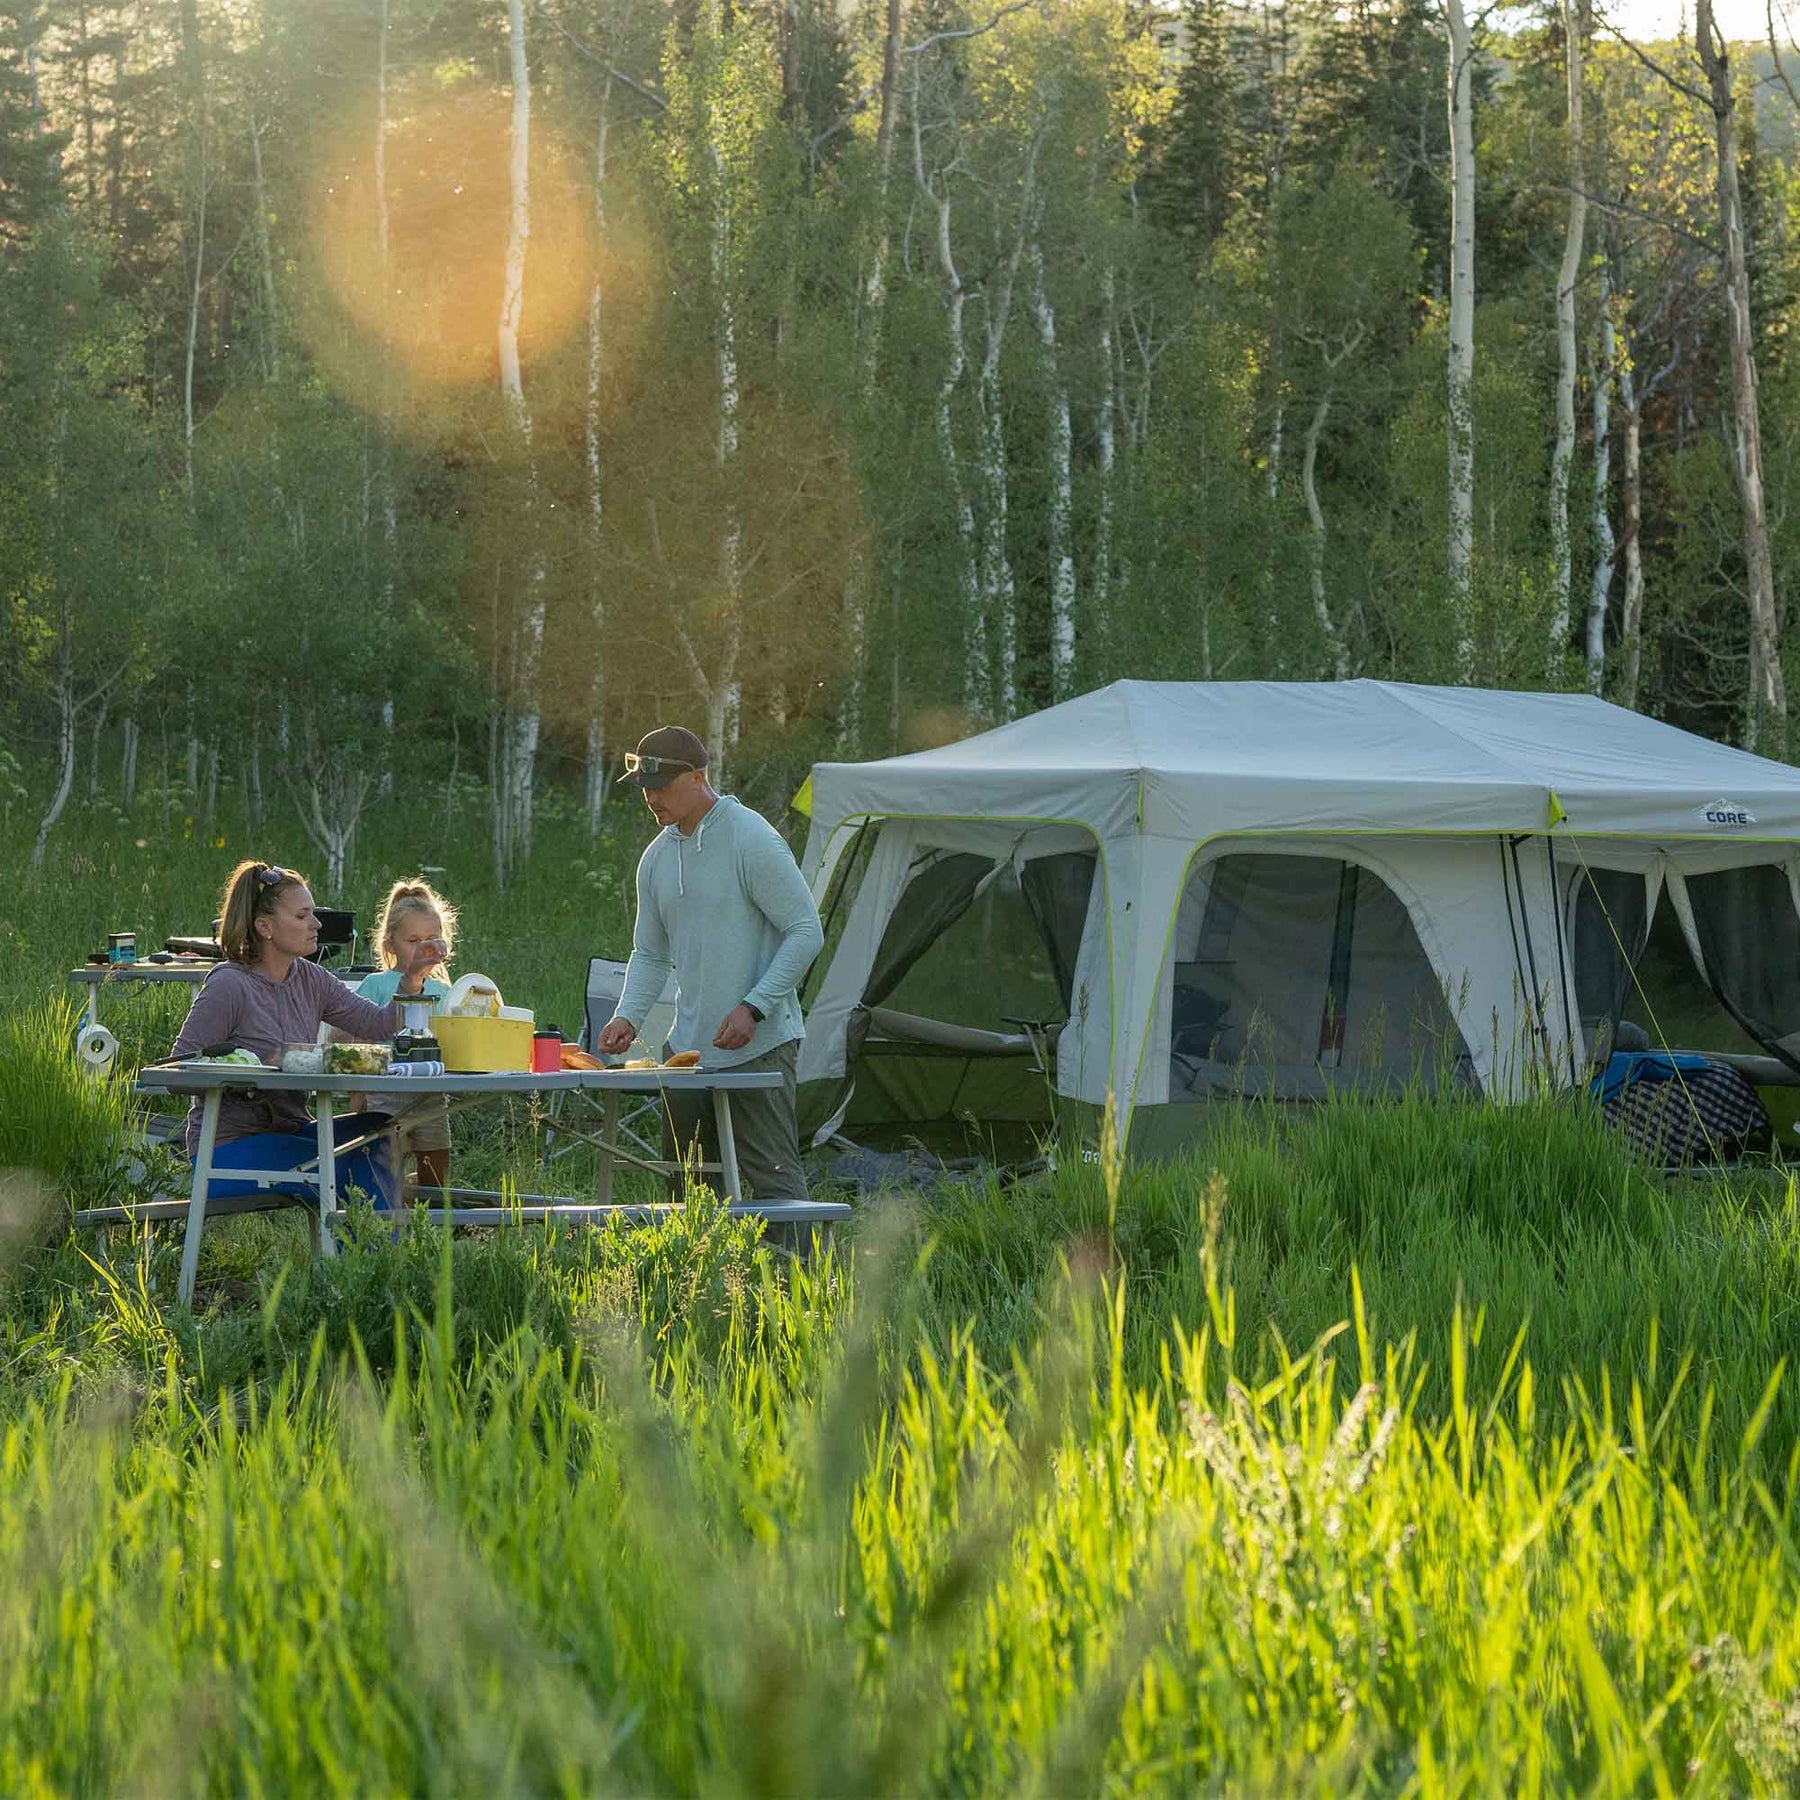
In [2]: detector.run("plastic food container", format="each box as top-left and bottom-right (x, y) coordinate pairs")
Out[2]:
(324, 1042), (392, 1076)
(440, 973), (503, 1018)
(433, 1014), (532, 1073)
(278, 1044), (326, 1075)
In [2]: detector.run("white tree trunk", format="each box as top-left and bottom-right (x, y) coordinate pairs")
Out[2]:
(499, 0), (545, 862)
(685, 613), (741, 776)
(180, 0), (206, 499)
(490, 698), (507, 892)
(844, 0), (904, 750)
(940, 267), (982, 717)
(1030, 245), (1075, 697)
(976, 153), (1035, 722)
(840, 554), (868, 755)
(120, 714), (138, 807)
(913, 80), (983, 714)
(376, 0), (396, 798)
(184, 683), (198, 793)
(712, 132), (742, 788)
(584, 77), (613, 839)
(1585, 255), (1615, 693)
(1093, 263), (1116, 635)
(249, 109), (279, 377)
(88, 695), (107, 797)
(1617, 353), (1644, 710)
(1302, 388), (1349, 679)
(31, 657), (76, 872)
(860, 0), (904, 394)
(1696, 0), (1786, 754)
(498, 1), (531, 431)
(296, 757), (371, 896)
(977, 363), (1016, 719)
(1445, 0), (1477, 679)
(375, 0), (390, 269)
(1548, 0), (1586, 667)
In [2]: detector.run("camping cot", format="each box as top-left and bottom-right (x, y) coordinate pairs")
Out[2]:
(795, 680), (1800, 1156)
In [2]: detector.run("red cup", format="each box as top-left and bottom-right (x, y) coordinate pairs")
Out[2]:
(531, 1028), (563, 1074)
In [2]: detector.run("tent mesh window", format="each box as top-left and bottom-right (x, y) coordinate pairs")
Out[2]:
(1683, 863), (1800, 1069)
(1170, 853), (1470, 1096)
(828, 849), (1097, 1155)
(1568, 866), (1651, 1063)
(803, 822), (877, 1009)
(877, 852), (1093, 1032)
(1617, 897), (1760, 1056)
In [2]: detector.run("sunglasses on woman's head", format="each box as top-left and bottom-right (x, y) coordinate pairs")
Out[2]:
(623, 754), (694, 777)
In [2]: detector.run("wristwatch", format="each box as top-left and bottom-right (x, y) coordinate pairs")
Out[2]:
(744, 1001), (765, 1023)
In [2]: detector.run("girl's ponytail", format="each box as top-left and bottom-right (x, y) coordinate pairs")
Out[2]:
(373, 877), (458, 972)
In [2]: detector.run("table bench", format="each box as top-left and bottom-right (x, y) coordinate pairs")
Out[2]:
(126, 1063), (849, 1305)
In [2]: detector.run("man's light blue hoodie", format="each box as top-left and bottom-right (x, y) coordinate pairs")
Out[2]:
(615, 795), (824, 1067)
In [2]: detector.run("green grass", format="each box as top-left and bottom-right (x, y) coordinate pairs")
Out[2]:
(0, 1212), (1798, 1793)
(5, 803), (1800, 1789)
(0, 996), (136, 1216)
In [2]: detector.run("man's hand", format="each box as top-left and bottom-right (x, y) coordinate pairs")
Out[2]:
(597, 1016), (637, 1056)
(712, 1004), (758, 1051)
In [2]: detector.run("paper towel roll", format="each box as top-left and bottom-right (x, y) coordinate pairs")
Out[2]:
(77, 1024), (119, 1076)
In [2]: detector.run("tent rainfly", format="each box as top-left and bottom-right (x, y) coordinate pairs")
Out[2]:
(796, 680), (1800, 1154)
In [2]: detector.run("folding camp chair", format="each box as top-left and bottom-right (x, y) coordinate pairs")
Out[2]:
(543, 957), (679, 1178)
(581, 954), (679, 1060)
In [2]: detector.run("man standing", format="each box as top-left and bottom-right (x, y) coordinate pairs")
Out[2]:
(598, 726), (824, 1201)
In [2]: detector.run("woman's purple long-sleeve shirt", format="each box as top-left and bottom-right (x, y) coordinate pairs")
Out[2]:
(169, 959), (398, 1153)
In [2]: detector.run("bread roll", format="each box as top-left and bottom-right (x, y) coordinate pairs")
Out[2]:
(663, 1050), (702, 1068)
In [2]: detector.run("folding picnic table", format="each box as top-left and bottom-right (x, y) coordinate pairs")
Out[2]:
(68, 961), (215, 1033)
(125, 1063), (846, 1306)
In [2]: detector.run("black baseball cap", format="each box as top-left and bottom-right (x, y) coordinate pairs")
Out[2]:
(621, 725), (708, 790)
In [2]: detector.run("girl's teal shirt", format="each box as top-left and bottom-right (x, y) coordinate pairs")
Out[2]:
(356, 969), (450, 1006)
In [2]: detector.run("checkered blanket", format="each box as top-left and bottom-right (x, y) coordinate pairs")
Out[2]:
(1599, 1054), (1772, 1168)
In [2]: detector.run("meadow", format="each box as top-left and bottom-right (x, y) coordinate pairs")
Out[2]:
(5, 803), (1800, 1792)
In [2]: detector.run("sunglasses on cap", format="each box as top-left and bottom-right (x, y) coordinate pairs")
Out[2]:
(623, 753), (696, 778)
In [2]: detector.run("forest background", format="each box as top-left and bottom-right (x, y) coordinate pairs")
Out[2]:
(3, 0), (1799, 895)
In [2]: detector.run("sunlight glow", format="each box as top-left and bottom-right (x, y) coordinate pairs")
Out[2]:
(303, 82), (599, 406)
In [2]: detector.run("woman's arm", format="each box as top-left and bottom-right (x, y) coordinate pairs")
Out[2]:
(313, 964), (401, 1040)
(170, 970), (243, 1060)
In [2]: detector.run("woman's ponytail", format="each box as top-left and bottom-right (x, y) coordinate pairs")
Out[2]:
(218, 860), (309, 963)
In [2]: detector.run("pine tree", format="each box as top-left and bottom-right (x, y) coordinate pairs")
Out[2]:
(1151, 0), (1243, 248)
(0, 2), (68, 244)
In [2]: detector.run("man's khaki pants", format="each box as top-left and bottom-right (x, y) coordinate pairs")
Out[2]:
(660, 1040), (807, 1203)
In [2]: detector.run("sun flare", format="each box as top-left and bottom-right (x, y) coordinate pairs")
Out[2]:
(302, 81), (599, 402)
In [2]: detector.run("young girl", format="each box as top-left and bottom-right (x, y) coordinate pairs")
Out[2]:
(358, 878), (458, 1195)
(169, 861), (438, 1207)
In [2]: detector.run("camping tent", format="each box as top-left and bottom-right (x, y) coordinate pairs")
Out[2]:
(797, 680), (1800, 1154)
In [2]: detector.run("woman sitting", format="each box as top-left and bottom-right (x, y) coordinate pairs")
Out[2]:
(169, 860), (438, 1208)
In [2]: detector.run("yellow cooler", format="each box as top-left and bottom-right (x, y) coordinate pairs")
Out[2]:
(432, 1015), (533, 1073)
